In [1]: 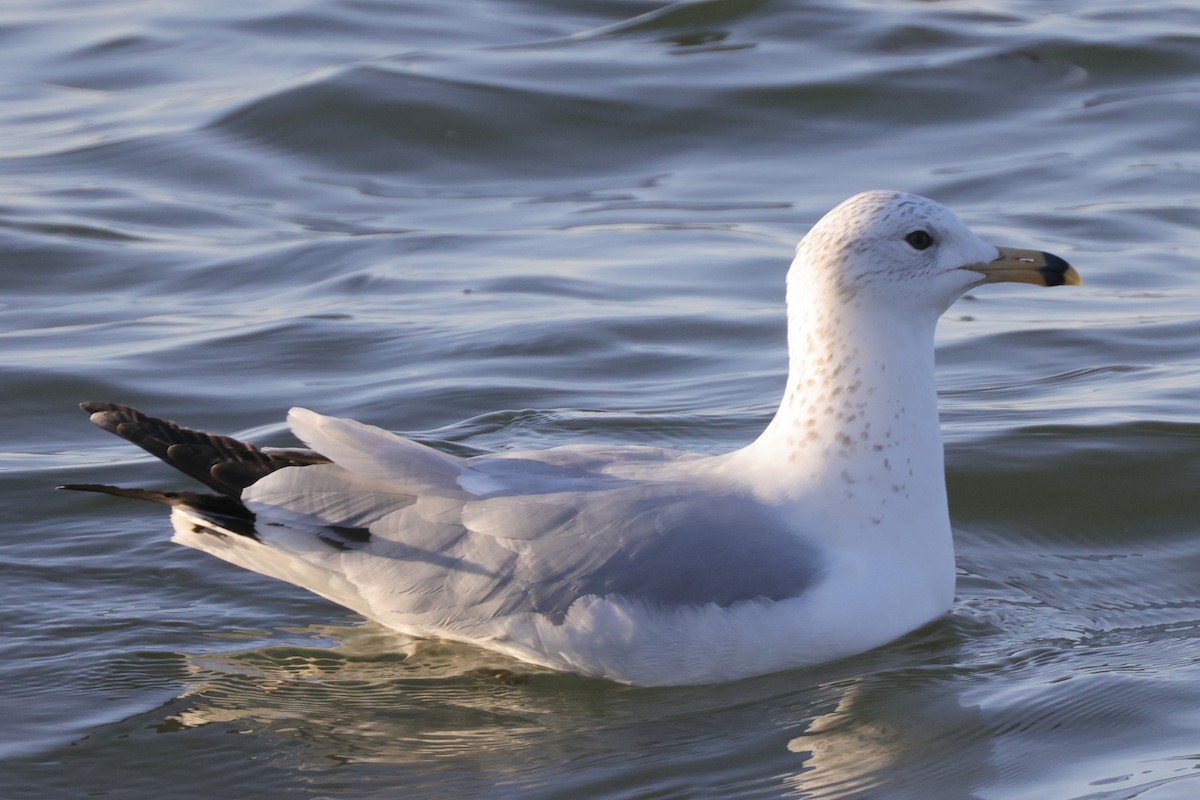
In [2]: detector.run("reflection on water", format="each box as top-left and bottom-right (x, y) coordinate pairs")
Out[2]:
(66, 621), (995, 797)
(164, 623), (561, 763)
(786, 680), (987, 799)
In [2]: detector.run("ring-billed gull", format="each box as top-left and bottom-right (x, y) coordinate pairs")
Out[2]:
(62, 191), (1079, 686)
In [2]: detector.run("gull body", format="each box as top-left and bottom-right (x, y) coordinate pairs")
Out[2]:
(65, 191), (1078, 685)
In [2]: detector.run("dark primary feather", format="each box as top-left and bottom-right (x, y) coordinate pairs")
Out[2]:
(61, 483), (259, 538)
(59, 402), (331, 540)
(74, 401), (328, 496)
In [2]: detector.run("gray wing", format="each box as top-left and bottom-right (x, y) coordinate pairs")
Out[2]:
(477, 484), (823, 622)
(238, 408), (823, 629)
(245, 463), (822, 626)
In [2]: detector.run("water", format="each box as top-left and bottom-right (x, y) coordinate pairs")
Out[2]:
(4, 0), (1199, 796)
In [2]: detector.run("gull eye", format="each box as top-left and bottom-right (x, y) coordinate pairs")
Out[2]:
(905, 230), (934, 250)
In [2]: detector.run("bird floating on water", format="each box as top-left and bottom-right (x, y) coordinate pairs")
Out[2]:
(62, 191), (1079, 686)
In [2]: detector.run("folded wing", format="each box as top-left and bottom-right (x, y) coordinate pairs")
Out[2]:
(241, 410), (822, 631)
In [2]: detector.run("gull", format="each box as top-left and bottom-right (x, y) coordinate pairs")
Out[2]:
(62, 191), (1079, 686)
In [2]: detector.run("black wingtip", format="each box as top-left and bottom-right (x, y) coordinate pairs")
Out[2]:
(60, 482), (261, 538)
(78, 401), (152, 437)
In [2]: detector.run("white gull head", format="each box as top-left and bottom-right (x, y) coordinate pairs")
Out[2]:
(790, 190), (1076, 319)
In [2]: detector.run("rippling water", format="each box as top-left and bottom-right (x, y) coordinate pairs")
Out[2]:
(5, 0), (1200, 797)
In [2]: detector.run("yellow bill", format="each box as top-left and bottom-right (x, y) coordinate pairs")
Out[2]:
(966, 246), (1081, 287)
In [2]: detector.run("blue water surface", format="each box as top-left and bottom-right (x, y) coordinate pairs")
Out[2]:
(4, 1), (1200, 797)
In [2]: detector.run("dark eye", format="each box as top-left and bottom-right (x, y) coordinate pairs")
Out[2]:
(905, 230), (934, 250)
